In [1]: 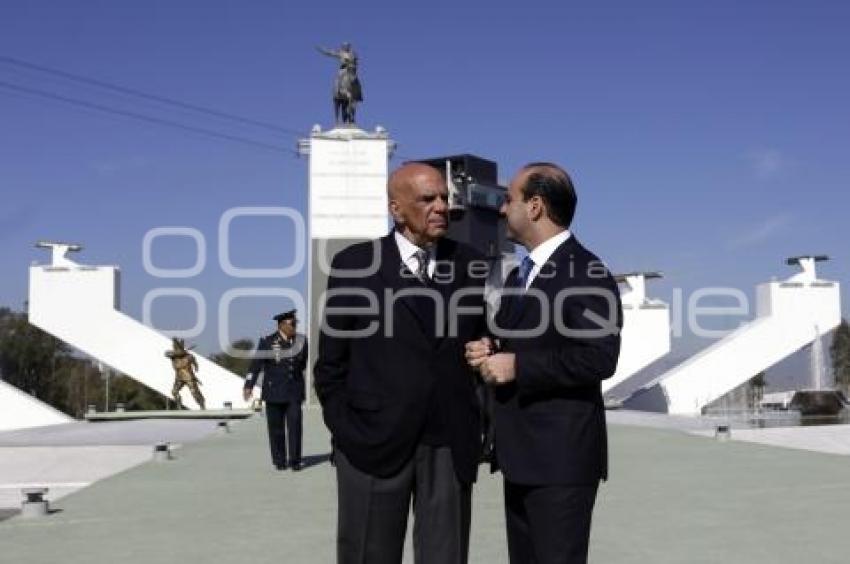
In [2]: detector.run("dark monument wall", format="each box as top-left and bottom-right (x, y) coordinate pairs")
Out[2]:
(307, 237), (366, 404)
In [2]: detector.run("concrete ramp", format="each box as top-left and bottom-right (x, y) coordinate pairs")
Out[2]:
(626, 257), (841, 415)
(27, 244), (249, 410)
(0, 380), (72, 432)
(603, 272), (671, 396)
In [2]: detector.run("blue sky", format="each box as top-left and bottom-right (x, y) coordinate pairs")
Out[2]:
(1, 1), (848, 355)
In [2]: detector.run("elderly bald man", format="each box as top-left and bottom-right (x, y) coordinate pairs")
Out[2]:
(314, 163), (489, 564)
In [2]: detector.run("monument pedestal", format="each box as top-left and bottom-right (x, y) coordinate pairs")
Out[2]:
(299, 125), (395, 404)
(790, 390), (847, 416)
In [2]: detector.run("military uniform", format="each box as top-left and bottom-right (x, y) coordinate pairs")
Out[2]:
(165, 338), (205, 410)
(246, 325), (308, 470)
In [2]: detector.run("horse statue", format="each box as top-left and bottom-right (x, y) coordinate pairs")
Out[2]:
(317, 43), (363, 125)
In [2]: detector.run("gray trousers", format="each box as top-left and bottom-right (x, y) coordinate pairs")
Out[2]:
(335, 445), (472, 564)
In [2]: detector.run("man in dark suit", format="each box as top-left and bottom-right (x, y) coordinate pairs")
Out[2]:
(244, 309), (308, 471)
(314, 163), (487, 564)
(466, 163), (622, 564)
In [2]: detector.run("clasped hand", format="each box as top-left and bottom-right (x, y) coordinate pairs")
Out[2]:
(464, 337), (515, 385)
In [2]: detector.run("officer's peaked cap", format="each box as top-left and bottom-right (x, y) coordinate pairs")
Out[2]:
(273, 310), (297, 322)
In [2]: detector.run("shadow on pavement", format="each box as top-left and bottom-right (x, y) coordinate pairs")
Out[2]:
(301, 452), (332, 469)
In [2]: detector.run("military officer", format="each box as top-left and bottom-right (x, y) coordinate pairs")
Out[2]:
(244, 310), (308, 471)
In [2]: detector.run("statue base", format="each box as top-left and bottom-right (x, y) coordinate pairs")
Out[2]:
(790, 390), (847, 416)
(300, 124), (395, 405)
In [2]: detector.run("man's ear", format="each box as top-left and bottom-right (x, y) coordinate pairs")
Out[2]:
(527, 195), (544, 222)
(389, 200), (403, 225)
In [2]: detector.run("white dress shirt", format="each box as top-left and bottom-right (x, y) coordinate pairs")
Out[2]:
(394, 230), (435, 279)
(524, 229), (572, 289)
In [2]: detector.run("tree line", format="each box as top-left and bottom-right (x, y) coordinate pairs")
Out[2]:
(0, 306), (253, 417)
(831, 319), (850, 393)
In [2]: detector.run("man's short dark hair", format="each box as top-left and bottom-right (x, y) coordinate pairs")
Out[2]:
(520, 162), (577, 228)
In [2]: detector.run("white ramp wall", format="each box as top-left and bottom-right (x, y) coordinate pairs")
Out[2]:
(657, 264), (840, 415)
(28, 260), (249, 410)
(0, 380), (73, 431)
(603, 274), (671, 395)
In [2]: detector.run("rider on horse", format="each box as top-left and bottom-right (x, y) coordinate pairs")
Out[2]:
(317, 43), (363, 124)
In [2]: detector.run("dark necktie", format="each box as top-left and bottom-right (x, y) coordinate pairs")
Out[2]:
(408, 248), (441, 338)
(516, 255), (535, 291)
(414, 249), (431, 283)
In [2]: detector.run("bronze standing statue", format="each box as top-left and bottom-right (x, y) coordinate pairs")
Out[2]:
(317, 43), (363, 125)
(165, 338), (205, 410)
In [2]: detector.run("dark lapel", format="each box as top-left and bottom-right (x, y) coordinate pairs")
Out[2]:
(430, 238), (463, 346)
(432, 237), (461, 301)
(495, 265), (523, 329)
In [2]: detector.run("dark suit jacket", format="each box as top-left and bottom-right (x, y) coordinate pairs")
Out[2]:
(245, 332), (308, 403)
(313, 232), (486, 484)
(492, 235), (622, 486)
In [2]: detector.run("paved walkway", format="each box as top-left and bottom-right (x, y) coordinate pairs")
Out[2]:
(0, 445), (151, 512)
(2, 409), (850, 563)
(692, 422), (850, 456)
(0, 419), (220, 518)
(0, 418), (223, 447)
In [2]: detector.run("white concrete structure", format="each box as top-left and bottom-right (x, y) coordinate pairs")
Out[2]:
(603, 272), (671, 395)
(28, 244), (248, 410)
(760, 391), (795, 410)
(299, 125), (395, 404)
(301, 125), (394, 240)
(0, 380), (72, 431)
(630, 257), (841, 415)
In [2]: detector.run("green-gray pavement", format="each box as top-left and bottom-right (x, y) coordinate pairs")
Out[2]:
(2, 409), (849, 563)
(84, 409), (255, 421)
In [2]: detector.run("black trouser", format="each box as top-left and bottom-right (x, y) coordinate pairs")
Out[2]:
(476, 382), (495, 458)
(335, 445), (472, 564)
(265, 401), (302, 467)
(504, 480), (599, 564)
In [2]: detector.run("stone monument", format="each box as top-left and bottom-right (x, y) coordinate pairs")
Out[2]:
(298, 124), (395, 403)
